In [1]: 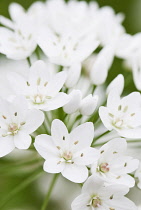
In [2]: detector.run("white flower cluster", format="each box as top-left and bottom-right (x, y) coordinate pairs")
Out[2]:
(0, 0), (141, 209)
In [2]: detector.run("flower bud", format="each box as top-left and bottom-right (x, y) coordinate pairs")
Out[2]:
(63, 90), (82, 114)
(64, 63), (81, 88)
(80, 94), (98, 116)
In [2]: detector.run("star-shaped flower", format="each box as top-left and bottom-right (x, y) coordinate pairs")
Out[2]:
(71, 175), (137, 210)
(0, 3), (37, 60)
(0, 96), (44, 157)
(99, 90), (141, 138)
(34, 119), (99, 183)
(8, 60), (69, 111)
(91, 138), (139, 188)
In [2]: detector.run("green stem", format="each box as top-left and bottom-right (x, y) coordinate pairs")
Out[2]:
(41, 174), (59, 210)
(0, 168), (43, 208)
(93, 139), (141, 148)
(27, 57), (31, 66)
(91, 130), (110, 147)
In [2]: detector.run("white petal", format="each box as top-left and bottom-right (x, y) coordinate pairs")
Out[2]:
(14, 132), (31, 149)
(42, 93), (69, 111)
(99, 184), (129, 199)
(69, 122), (94, 152)
(111, 174), (135, 188)
(90, 46), (114, 85)
(65, 63), (81, 88)
(46, 71), (67, 97)
(82, 175), (104, 194)
(106, 74), (124, 96)
(71, 193), (91, 210)
(107, 197), (137, 210)
(73, 147), (99, 165)
(99, 138), (127, 155)
(107, 90), (121, 110)
(99, 106), (113, 130)
(118, 127), (141, 139)
(0, 136), (15, 157)
(51, 119), (69, 147)
(0, 16), (14, 29)
(22, 109), (44, 133)
(63, 89), (82, 114)
(80, 94), (98, 116)
(62, 164), (88, 183)
(9, 3), (25, 21)
(28, 60), (50, 86)
(34, 134), (59, 160)
(7, 72), (27, 95)
(43, 158), (65, 173)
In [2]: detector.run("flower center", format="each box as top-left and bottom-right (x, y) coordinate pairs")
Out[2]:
(92, 197), (102, 208)
(27, 94), (52, 105)
(8, 123), (19, 135)
(87, 196), (102, 208)
(33, 94), (45, 104)
(112, 118), (124, 129)
(63, 151), (72, 161)
(99, 163), (109, 173)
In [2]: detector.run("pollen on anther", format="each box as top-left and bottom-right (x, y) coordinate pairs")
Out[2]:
(124, 162), (127, 167)
(63, 136), (65, 140)
(123, 106), (128, 112)
(81, 153), (84, 157)
(26, 81), (30, 86)
(57, 146), (61, 150)
(110, 195), (113, 199)
(14, 112), (17, 116)
(74, 141), (79, 145)
(2, 115), (6, 119)
(44, 82), (48, 87)
(108, 113), (114, 118)
(118, 105), (122, 111)
(37, 77), (41, 86)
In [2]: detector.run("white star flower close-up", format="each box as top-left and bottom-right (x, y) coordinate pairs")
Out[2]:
(34, 119), (99, 183)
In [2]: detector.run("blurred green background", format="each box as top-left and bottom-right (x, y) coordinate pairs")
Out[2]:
(0, 0), (140, 210)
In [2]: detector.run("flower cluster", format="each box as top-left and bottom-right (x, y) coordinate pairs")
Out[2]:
(0, 0), (141, 209)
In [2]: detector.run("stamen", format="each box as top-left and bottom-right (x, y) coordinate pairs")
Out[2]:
(37, 77), (41, 86)
(26, 81), (30, 86)
(2, 115), (6, 119)
(118, 105), (122, 111)
(123, 106), (128, 112)
(14, 112), (17, 116)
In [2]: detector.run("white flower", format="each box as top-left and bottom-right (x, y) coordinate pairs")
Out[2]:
(91, 138), (139, 188)
(135, 163), (141, 189)
(116, 33), (141, 91)
(64, 63), (82, 88)
(8, 60), (69, 111)
(36, 0), (99, 66)
(97, 6), (125, 47)
(0, 3), (37, 60)
(0, 96), (44, 157)
(90, 45), (115, 85)
(99, 90), (141, 138)
(63, 90), (98, 116)
(106, 74), (124, 96)
(34, 119), (99, 183)
(71, 175), (137, 210)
